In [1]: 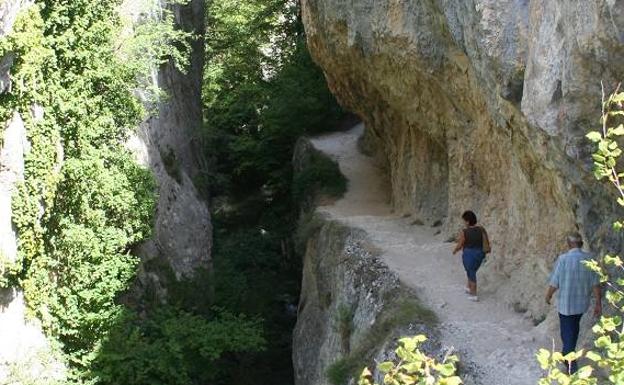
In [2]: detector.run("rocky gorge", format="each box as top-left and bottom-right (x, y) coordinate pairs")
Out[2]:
(1, 0), (624, 384)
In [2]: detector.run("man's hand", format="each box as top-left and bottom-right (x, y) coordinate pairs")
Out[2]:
(593, 302), (602, 318)
(545, 286), (557, 305)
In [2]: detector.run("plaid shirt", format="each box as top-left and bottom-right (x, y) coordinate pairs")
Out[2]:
(549, 248), (600, 316)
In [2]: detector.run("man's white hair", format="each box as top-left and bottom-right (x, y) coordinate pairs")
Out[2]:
(566, 232), (583, 246)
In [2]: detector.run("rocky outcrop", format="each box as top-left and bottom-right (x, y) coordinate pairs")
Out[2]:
(124, 0), (211, 300)
(293, 215), (438, 385)
(293, 138), (438, 385)
(301, 0), (624, 320)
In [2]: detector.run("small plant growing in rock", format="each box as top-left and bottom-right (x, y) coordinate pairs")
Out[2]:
(358, 335), (461, 385)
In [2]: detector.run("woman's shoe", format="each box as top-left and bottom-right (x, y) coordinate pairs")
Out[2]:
(468, 295), (479, 302)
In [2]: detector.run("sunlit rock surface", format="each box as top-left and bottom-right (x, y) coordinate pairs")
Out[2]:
(301, 0), (624, 321)
(123, 0), (211, 300)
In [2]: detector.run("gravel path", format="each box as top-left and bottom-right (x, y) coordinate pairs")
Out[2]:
(311, 124), (552, 385)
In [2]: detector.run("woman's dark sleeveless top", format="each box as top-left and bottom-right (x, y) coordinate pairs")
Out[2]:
(463, 227), (483, 249)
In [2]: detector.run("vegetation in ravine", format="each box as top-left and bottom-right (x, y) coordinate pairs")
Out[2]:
(0, 1), (262, 383)
(1, 0), (344, 383)
(201, 0), (345, 383)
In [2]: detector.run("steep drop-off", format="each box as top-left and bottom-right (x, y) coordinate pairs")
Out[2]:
(123, 0), (211, 300)
(293, 135), (439, 385)
(301, 0), (624, 320)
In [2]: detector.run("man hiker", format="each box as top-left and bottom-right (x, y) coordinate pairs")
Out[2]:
(545, 232), (602, 374)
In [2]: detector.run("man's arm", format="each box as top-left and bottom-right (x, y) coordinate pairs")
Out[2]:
(593, 285), (602, 317)
(546, 257), (560, 305)
(545, 285), (557, 305)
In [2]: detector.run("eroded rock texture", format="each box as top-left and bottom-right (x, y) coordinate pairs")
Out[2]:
(302, 0), (624, 319)
(125, 0), (211, 300)
(293, 216), (437, 385)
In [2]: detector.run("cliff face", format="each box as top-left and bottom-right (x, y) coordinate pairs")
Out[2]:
(124, 0), (211, 299)
(0, 0), (209, 374)
(293, 216), (437, 385)
(301, 0), (624, 319)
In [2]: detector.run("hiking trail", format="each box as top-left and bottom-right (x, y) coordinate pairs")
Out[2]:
(311, 124), (552, 385)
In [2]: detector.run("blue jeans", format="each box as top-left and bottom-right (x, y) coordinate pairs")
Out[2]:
(462, 248), (484, 283)
(559, 313), (583, 374)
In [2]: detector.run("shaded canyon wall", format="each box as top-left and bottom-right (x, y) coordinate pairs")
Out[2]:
(301, 0), (624, 320)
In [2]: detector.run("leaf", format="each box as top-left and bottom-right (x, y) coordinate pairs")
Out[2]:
(611, 124), (624, 136)
(536, 349), (550, 369)
(595, 335), (611, 348)
(440, 377), (462, 385)
(585, 351), (602, 362)
(576, 365), (593, 379)
(586, 131), (603, 142)
(378, 361), (394, 373)
(438, 362), (456, 376)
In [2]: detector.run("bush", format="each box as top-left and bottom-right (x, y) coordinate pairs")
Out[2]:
(90, 307), (265, 385)
(293, 151), (347, 203)
(358, 336), (461, 385)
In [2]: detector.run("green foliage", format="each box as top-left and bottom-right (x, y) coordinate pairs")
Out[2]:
(90, 307), (265, 385)
(208, 217), (301, 385)
(0, 0), (196, 381)
(335, 304), (355, 347)
(293, 150), (347, 203)
(328, 358), (355, 385)
(202, 0), (343, 198)
(358, 336), (462, 385)
(328, 295), (437, 385)
(201, 2), (344, 383)
(535, 84), (624, 384)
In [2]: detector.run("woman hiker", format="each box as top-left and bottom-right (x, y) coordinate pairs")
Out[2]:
(452, 210), (491, 301)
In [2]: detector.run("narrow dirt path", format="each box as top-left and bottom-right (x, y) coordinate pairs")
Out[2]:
(311, 124), (552, 385)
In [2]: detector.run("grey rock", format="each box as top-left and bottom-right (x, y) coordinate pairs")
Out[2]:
(301, 0), (624, 322)
(123, 0), (211, 296)
(292, 212), (438, 385)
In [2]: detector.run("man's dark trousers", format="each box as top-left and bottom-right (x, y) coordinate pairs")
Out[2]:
(559, 313), (583, 374)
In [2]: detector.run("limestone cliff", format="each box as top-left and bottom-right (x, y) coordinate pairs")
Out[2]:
(124, 0), (211, 300)
(0, 0), (210, 376)
(293, 215), (438, 385)
(301, 0), (624, 320)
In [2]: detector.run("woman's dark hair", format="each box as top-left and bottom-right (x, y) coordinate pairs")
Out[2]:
(462, 210), (477, 226)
